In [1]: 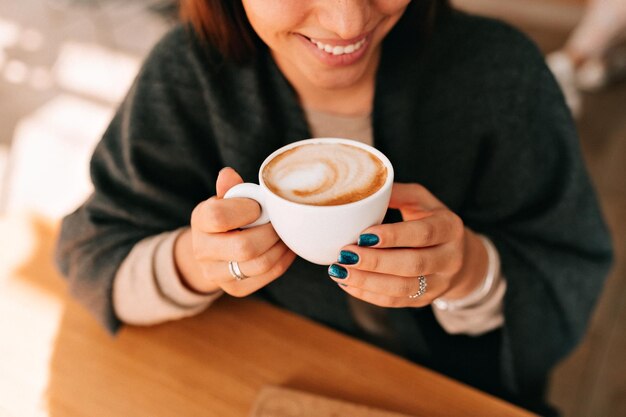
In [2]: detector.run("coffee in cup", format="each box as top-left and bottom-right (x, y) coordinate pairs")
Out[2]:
(262, 142), (387, 206)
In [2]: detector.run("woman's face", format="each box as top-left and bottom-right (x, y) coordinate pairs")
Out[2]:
(241, 0), (411, 91)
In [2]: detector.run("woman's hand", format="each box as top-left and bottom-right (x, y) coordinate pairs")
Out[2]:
(328, 183), (488, 307)
(174, 167), (297, 297)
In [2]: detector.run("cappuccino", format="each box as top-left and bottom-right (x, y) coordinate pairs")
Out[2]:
(262, 143), (387, 206)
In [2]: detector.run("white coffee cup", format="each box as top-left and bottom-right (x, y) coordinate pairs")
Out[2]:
(224, 138), (394, 265)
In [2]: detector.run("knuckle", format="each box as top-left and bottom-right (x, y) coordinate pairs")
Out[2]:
(409, 254), (426, 275)
(231, 236), (257, 260)
(375, 229), (390, 247)
(251, 253), (275, 275)
(448, 261), (462, 277)
(450, 249), (464, 273)
(366, 254), (380, 272)
(441, 210), (465, 240)
(448, 212), (464, 239)
(204, 203), (229, 232)
(265, 264), (283, 280)
(266, 254), (291, 278)
(422, 221), (436, 244)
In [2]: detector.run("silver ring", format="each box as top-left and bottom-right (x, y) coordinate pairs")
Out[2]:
(228, 260), (248, 281)
(408, 275), (427, 299)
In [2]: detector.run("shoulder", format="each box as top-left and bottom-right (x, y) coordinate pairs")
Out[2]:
(149, 24), (191, 57)
(137, 23), (271, 101)
(137, 24), (227, 88)
(421, 11), (566, 120)
(427, 11), (548, 90)
(439, 11), (544, 66)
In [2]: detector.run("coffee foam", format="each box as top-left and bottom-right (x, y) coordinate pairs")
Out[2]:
(262, 143), (387, 206)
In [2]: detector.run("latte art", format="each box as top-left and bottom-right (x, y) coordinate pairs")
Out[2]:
(262, 143), (387, 206)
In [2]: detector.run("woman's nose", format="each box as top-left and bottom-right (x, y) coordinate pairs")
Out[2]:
(317, 0), (371, 40)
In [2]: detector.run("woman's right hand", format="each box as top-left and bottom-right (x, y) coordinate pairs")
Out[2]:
(174, 167), (297, 296)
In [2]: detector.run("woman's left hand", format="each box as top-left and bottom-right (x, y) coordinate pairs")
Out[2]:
(329, 183), (487, 307)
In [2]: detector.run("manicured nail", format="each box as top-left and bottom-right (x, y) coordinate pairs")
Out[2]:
(338, 250), (359, 265)
(358, 234), (379, 247)
(338, 283), (348, 287)
(328, 264), (348, 279)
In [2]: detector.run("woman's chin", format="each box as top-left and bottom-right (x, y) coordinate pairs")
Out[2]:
(304, 67), (370, 91)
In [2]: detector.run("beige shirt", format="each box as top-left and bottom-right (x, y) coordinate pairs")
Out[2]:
(113, 109), (505, 336)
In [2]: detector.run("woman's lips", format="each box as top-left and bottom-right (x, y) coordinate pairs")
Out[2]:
(296, 33), (371, 67)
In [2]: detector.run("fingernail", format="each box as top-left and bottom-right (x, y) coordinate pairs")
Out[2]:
(338, 250), (359, 265)
(338, 283), (348, 287)
(358, 234), (379, 247)
(328, 264), (348, 279)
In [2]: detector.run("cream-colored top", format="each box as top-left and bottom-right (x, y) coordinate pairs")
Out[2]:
(112, 108), (505, 336)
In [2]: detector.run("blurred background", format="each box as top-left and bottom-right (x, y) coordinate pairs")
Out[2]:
(0, 0), (623, 416)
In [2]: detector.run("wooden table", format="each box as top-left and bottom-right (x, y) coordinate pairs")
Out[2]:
(0, 214), (536, 417)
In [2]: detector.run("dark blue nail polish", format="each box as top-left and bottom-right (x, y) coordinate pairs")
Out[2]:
(338, 250), (359, 265)
(338, 283), (348, 287)
(328, 264), (348, 279)
(358, 233), (379, 247)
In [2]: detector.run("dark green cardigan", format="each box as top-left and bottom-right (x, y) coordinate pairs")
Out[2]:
(55, 9), (613, 415)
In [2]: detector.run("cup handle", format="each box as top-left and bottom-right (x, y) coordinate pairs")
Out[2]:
(223, 183), (270, 229)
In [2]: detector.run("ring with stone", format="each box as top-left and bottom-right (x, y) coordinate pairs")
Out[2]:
(408, 275), (427, 299)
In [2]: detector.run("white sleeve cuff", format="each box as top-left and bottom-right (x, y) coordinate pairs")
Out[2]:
(432, 278), (506, 336)
(431, 235), (506, 336)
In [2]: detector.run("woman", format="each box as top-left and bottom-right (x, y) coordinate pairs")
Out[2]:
(56, 1), (613, 415)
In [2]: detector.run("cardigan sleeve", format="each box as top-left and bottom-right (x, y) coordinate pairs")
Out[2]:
(464, 39), (613, 398)
(55, 26), (221, 333)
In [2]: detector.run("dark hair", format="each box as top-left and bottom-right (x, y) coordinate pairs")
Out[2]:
(179, 0), (450, 64)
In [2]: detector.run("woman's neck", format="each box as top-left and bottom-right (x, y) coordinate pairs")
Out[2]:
(273, 53), (379, 117)
(300, 82), (374, 116)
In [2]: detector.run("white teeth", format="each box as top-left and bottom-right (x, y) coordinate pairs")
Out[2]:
(310, 38), (365, 56)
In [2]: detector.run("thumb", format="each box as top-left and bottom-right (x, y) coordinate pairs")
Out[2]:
(216, 167), (244, 198)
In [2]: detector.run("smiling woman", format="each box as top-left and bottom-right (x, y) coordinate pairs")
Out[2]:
(180, 0), (445, 114)
(179, 0), (444, 63)
(240, 0), (409, 96)
(56, 0), (613, 416)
